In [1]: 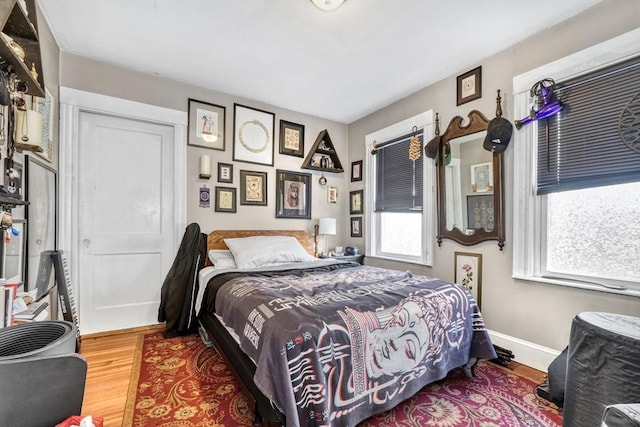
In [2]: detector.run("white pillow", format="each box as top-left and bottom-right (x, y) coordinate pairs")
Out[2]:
(207, 249), (237, 269)
(223, 236), (315, 269)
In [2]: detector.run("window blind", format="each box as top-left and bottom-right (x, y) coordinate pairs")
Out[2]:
(536, 55), (640, 195)
(374, 132), (423, 212)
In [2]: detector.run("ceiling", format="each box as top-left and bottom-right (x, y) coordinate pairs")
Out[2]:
(37, 0), (601, 124)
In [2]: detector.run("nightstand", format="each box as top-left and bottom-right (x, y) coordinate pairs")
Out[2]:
(329, 254), (364, 265)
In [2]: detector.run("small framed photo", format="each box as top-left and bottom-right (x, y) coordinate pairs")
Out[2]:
(470, 162), (493, 193)
(350, 189), (363, 215)
(217, 162), (233, 183)
(351, 160), (363, 182)
(454, 252), (483, 309)
(34, 86), (55, 162)
(240, 170), (267, 206)
(456, 66), (482, 106)
(350, 217), (362, 238)
(187, 98), (226, 150)
(233, 103), (275, 166)
(327, 186), (338, 204)
(279, 120), (305, 157)
(276, 169), (311, 219)
(215, 186), (236, 213)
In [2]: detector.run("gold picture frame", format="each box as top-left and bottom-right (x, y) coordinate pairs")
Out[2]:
(327, 186), (338, 204)
(454, 251), (483, 309)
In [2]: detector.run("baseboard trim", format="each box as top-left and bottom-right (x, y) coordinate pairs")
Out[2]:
(488, 329), (561, 372)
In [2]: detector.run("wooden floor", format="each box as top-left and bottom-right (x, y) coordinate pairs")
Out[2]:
(80, 324), (165, 426)
(80, 325), (547, 426)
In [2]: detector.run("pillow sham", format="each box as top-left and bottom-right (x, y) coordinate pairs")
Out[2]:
(223, 235), (315, 269)
(207, 249), (237, 269)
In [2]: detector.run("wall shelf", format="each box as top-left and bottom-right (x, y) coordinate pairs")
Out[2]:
(0, 0), (44, 97)
(301, 129), (344, 173)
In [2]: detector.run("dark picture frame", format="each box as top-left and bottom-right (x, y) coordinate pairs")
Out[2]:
(350, 217), (363, 237)
(215, 186), (236, 213)
(217, 162), (233, 183)
(233, 103), (275, 166)
(456, 66), (482, 106)
(350, 189), (363, 215)
(240, 170), (267, 206)
(279, 120), (305, 157)
(187, 98), (226, 151)
(276, 169), (311, 219)
(25, 155), (57, 293)
(466, 194), (495, 231)
(351, 160), (363, 182)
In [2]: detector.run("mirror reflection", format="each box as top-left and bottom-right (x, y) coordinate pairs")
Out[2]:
(444, 131), (495, 234)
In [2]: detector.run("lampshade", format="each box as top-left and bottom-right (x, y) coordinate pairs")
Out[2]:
(318, 218), (337, 235)
(311, 0), (345, 12)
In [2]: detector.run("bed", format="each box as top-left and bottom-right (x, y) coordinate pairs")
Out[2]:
(196, 230), (496, 427)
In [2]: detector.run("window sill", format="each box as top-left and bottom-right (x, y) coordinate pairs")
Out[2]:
(512, 275), (640, 298)
(367, 254), (431, 268)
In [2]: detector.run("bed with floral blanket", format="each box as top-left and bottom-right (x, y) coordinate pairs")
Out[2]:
(196, 230), (496, 427)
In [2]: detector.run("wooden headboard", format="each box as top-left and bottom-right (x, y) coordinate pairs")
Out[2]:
(207, 230), (317, 257)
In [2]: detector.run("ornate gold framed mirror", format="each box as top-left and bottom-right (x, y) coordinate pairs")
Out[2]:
(436, 110), (505, 249)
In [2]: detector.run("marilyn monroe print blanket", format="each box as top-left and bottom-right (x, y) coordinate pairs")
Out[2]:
(204, 263), (496, 427)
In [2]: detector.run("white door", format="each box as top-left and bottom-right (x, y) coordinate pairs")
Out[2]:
(77, 112), (175, 334)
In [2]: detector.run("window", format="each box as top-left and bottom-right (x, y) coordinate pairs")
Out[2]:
(365, 111), (435, 265)
(513, 29), (640, 296)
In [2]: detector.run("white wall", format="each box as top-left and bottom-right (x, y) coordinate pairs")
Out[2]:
(59, 54), (350, 250)
(347, 0), (640, 351)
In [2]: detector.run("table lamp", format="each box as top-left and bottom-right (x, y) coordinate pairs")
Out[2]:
(318, 218), (336, 257)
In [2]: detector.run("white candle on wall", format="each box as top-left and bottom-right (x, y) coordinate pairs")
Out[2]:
(199, 155), (211, 179)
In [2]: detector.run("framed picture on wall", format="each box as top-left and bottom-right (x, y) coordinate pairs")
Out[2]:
(215, 186), (236, 213)
(327, 186), (338, 204)
(456, 66), (482, 106)
(233, 103), (275, 166)
(467, 194), (494, 231)
(350, 216), (362, 237)
(276, 169), (311, 219)
(350, 190), (363, 214)
(187, 98), (226, 151)
(351, 160), (362, 182)
(240, 170), (267, 206)
(217, 162), (233, 183)
(470, 161), (493, 193)
(34, 86), (55, 162)
(279, 120), (305, 157)
(454, 252), (482, 309)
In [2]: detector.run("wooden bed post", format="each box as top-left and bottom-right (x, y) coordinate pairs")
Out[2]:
(314, 224), (319, 257)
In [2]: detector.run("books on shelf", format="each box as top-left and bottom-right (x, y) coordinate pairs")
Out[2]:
(1, 283), (18, 327)
(14, 300), (49, 320)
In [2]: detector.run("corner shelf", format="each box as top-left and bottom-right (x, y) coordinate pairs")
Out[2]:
(301, 129), (344, 173)
(0, 0), (44, 97)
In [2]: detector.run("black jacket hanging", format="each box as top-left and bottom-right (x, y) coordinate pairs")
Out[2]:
(158, 222), (207, 338)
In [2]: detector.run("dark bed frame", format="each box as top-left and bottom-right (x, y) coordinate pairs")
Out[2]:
(198, 230), (317, 427)
(199, 311), (285, 427)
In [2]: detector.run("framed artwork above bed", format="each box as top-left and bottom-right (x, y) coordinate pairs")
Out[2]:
(276, 169), (311, 219)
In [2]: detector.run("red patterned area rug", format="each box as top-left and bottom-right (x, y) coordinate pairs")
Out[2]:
(123, 332), (562, 427)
